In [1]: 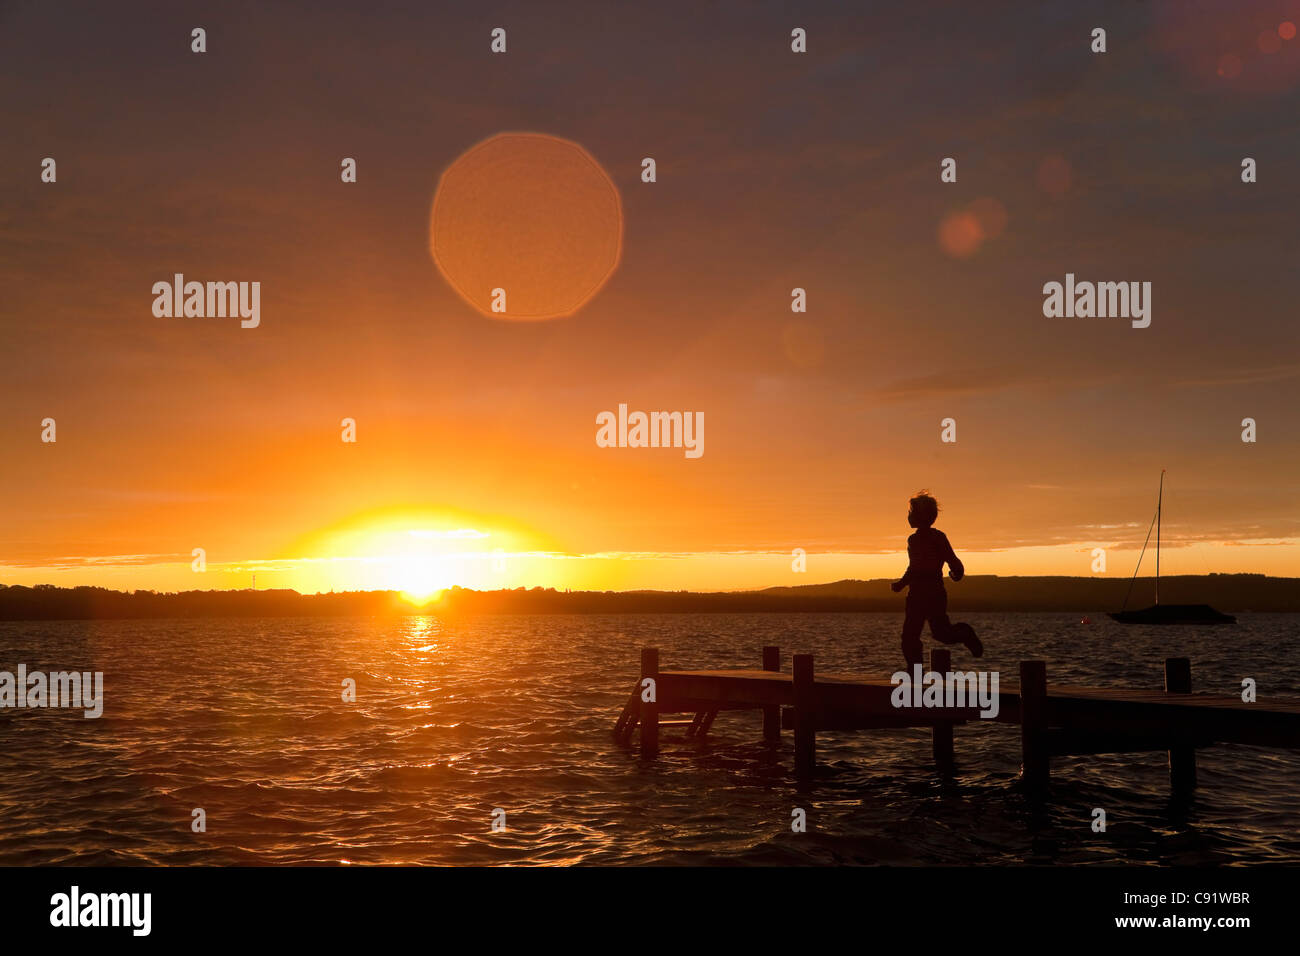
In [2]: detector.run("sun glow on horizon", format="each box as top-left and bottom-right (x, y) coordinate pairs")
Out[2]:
(272, 506), (552, 595)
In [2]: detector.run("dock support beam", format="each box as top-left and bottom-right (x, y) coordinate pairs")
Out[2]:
(1020, 660), (1049, 792)
(793, 654), (815, 783)
(762, 645), (781, 742)
(640, 647), (659, 757)
(1165, 657), (1196, 796)
(931, 648), (955, 776)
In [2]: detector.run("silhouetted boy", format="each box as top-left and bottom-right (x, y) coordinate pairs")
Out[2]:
(891, 491), (982, 668)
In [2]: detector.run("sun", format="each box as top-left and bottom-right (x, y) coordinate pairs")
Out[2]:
(393, 544), (451, 605)
(398, 582), (444, 606)
(375, 527), (478, 603)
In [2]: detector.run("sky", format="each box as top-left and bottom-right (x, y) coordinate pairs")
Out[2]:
(1, 0), (1299, 597)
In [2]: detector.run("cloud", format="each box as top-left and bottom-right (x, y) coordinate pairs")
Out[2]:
(1170, 363), (1300, 388)
(2, 553), (184, 569)
(870, 367), (1076, 403)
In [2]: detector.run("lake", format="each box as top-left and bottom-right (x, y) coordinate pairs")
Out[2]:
(0, 612), (1296, 865)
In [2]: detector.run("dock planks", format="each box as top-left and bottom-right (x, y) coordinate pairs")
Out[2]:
(615, 646), (1300, 796)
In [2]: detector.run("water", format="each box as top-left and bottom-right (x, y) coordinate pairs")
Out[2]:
(0, 612), (1297, 866)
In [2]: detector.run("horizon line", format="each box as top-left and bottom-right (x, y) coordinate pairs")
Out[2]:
(0, 570), (1286, 599)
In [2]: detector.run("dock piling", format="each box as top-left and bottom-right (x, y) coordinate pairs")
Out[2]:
(931, 648), (955, 776)
(1020, 660), (1049, 792)
(640, 647), (659, 757)
(762, 645), (781, 742)
(1165, 656), (1196, 795)
(793, 654), (816, 782)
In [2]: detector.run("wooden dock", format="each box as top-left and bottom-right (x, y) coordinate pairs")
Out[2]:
(614, 646), (1300, 795)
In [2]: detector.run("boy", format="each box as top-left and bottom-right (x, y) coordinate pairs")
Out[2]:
(890, 491), (982, 668)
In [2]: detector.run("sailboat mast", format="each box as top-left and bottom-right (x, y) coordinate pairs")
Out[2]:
(1155, 470), (1164, 605)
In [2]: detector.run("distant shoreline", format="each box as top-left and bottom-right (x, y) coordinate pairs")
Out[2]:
(1, 574), (1297, 620)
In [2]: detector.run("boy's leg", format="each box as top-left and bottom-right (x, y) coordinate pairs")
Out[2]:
(926, 588), (960, 644)
(927, 591), (983, 657)
(901, 597), (925, 668)
(933, 614), (982, 656)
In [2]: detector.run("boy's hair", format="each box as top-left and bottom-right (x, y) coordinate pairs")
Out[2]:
(909, 491), (940, 527)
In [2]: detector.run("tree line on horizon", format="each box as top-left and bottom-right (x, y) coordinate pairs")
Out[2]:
(0, 574), (1296, 619)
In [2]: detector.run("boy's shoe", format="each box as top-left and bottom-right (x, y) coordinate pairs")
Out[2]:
(956, 623), (983, 658)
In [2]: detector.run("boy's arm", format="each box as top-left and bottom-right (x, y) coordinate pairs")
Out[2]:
(943, 534), (964, 581)
(892, 534), (915, 591)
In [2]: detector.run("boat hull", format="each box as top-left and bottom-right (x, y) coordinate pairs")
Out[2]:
(1108, 604), (1236, 625)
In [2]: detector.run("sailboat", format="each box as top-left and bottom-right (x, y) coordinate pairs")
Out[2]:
(1108, 470), (1236, 625)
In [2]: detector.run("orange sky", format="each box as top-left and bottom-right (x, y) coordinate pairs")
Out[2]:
(2, 1), (1299, 596)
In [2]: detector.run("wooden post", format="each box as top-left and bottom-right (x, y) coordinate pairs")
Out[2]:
(640, 647), (659, 757)
(1165, 657), (1196, 796)
(762, 645), (781, 742)
(1019, 660), (1049, 792)
(931, 648), (954, 776)
(793, 654), (816, 783)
